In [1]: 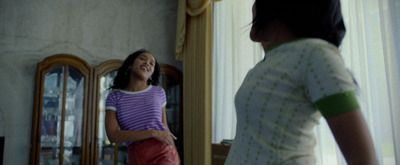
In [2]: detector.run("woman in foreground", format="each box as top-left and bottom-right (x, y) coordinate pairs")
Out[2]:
(225, 0), (377, 164)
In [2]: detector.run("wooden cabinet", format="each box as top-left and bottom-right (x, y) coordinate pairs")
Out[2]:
(30, 54), (183, 165)
(91, 60), (122, 165)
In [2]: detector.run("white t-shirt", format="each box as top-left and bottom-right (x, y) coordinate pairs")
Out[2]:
(225, 38), (359, 164)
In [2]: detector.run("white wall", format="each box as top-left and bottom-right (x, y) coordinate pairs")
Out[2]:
(0, 0), (179, 164)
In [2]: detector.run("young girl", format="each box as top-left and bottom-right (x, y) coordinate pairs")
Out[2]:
(105, 49), (180, 165)
(225, 0), (377, 164)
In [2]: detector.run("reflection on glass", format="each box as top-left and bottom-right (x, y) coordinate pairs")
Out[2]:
(98, 71), (126, 165)
(63, 67), (84, 164)
(41, 66), (63, 165)
(40, 66), (85, 165)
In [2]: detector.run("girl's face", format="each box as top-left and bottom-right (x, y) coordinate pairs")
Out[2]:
(129, 52), (155, 81)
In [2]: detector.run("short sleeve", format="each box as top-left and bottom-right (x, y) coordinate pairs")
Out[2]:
(160, 87), (167, 107)
(305, 43), (360, 117)
(105, 91), (117, 111)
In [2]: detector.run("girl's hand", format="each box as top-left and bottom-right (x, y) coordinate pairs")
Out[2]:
(170, 133), (177, 140)
(153, 130), (175, 145)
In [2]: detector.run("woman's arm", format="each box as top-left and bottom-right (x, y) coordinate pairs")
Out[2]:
(105, 110), (173, 145)
(326, 110), (378, 165)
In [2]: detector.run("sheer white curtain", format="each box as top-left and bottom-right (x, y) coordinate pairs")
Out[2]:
(212, 0), (400, 164)
(212, 0), (263, 143)
(315, 0), (400, 164)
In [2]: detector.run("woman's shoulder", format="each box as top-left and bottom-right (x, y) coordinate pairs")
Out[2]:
(107, 89), (123, 96)
(297, 38), (338, 50)
(283, 38), (340, 57)
(151, 85), (165, 92)
(109, 89), (121, 93)
(272, 38), (336, 54)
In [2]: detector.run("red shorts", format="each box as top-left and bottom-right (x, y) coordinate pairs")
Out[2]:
(128, 138), (180, 165)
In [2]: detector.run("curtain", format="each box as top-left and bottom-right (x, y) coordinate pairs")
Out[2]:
(175, 0), (220, 61)
(315, 0), (400, 164)
(212, 0), (264, 143)
(212, 0), (400, 164)
(175, 0), (215, 164)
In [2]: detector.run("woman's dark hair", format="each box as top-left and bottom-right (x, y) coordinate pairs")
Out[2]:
(110, 49), (160, 89)
(252, 0), (346, 47)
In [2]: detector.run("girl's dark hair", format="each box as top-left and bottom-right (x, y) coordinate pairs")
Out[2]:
(253, 0), (346, 47)
(110, 49), (160, 89)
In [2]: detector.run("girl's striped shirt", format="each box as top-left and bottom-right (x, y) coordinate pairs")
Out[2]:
(105, 85), (167, 145)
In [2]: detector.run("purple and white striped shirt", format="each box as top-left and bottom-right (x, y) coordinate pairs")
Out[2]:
(105, 85), (167, 145)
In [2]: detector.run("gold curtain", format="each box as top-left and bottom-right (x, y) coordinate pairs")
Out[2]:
(176, 0), (222, 60)
(175, 0), (219, 164)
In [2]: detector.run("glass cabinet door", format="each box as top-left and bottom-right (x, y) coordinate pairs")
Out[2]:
(63, 67), (85, 164)
(97, 70), (128, 165)
(159, 64), (183, 160)
(40, 66), (64, 165)
(31, 55), (91, 165)
(160, 78), (181, 148)
(41, 67), (86, 165)
(93, 60), (126, 165)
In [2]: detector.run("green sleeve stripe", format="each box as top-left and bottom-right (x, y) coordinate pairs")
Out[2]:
(314, 91), (360, 117)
